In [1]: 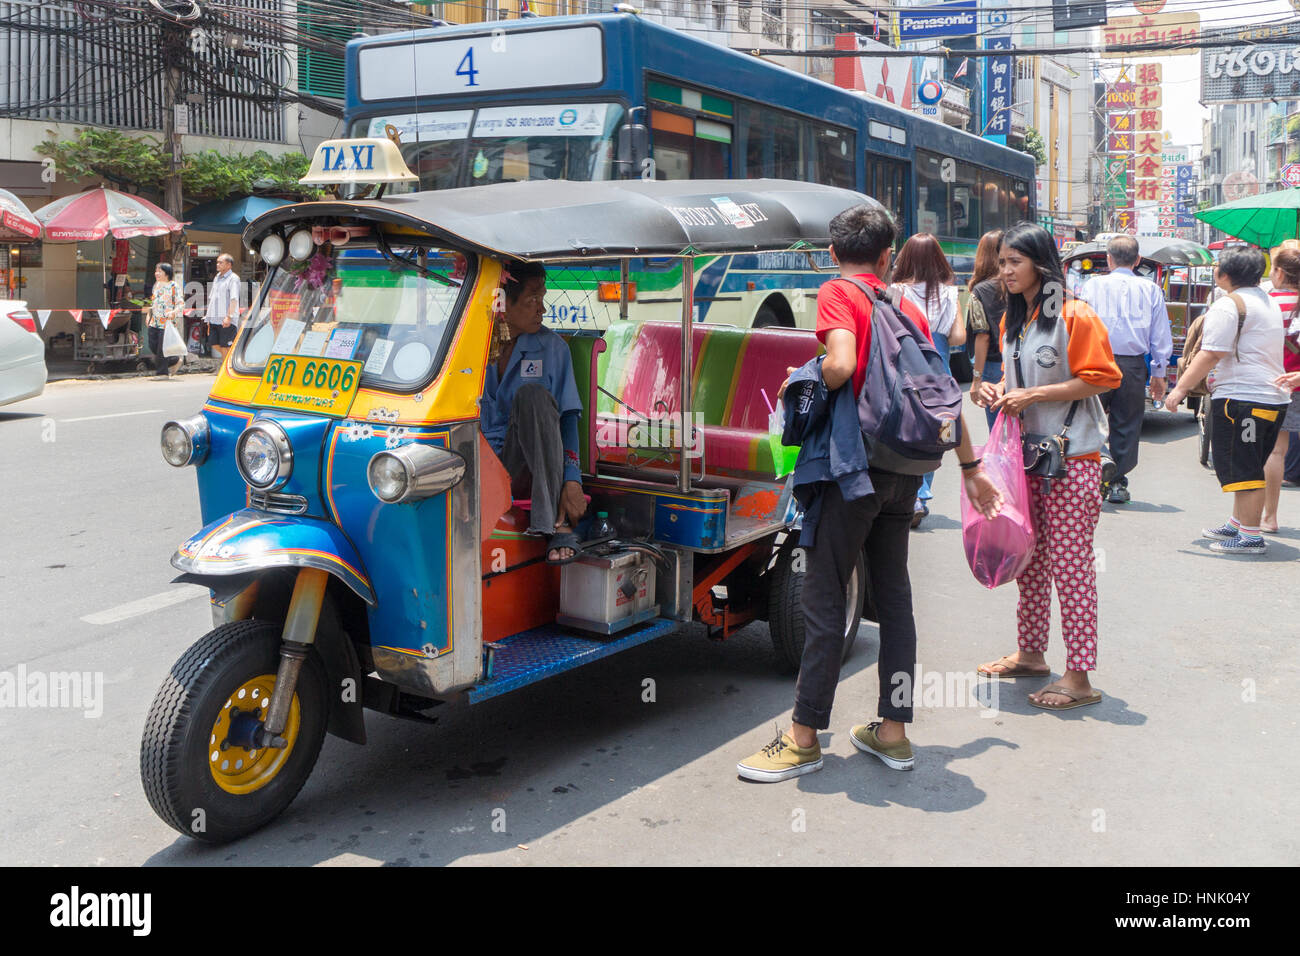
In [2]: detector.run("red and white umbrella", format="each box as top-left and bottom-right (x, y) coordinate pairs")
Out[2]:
(35, 187), (185, 241)
(0, 188), (42, 240)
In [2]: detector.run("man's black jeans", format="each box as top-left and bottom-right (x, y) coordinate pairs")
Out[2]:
(792, 471), (922, 730)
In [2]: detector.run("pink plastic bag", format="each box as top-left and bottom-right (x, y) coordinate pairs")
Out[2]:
(960, 411), (1036, 589)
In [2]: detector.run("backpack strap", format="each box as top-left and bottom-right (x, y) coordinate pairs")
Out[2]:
(836, 276), (925, 340)
(1226, 292), (1248, 360)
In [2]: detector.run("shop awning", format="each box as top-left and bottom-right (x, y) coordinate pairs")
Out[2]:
(185, 196), (292, 235)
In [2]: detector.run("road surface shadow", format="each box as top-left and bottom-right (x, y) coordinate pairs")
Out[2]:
(796, 736), (1017, 812)
(1105, 500), (1183, 514)
(1140, 411), (1198, 444)
(983, 682), (1147, 726)
(0, 412), (43, 424)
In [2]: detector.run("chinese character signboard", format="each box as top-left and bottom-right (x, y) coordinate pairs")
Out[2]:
(1104, 12), (1201, 57)
(982, 35), (1013, 145)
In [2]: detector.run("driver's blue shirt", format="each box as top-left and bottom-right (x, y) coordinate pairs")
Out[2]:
(480, 327), (584, 484)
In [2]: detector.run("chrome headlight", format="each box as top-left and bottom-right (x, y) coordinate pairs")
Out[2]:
(236, 421), (293, 490)
(367, 445), (465, 504)
(161, 414), (210, 467)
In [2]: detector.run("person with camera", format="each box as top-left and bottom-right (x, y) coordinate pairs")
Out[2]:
(974, 223), (1122, 711)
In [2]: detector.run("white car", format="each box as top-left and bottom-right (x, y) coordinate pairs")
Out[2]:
(0, 299), (47, 406)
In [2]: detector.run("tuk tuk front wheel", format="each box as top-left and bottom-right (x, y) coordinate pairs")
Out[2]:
(140, 620), (329, 844)
(767, 547), (865, 674)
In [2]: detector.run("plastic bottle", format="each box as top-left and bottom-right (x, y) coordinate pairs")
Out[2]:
(592, 511), (616, 540)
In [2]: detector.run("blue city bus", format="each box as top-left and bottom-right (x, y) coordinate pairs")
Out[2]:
(342, 12), (1036, 328)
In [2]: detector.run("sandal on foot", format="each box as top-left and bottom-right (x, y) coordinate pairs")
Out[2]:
(977, 655), (1051, 679)
(1029, 683), (1102, 710)
(545, 530), (583, 566)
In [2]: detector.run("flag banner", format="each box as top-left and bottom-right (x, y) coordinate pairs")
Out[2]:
(35, 310), (51, 329)
(69, 310), (83, 324)
(97, 310), (112, 329)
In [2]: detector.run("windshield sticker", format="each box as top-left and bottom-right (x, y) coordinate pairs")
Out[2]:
(297, 329), (329, 356)
(364, 337), (394, 375)
(472, 150), (489, 179)
(271, 318), (306, 355)
(367, 110), (473, 143)
(325, 328), (361, 359)
(472, 103), (610, 138)
(711, 197), (754, 229)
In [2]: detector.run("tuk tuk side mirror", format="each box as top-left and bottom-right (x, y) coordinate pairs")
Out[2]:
(616, 120), (650, 178)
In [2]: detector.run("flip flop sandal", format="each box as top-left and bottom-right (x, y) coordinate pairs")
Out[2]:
(545, 531), (583, 566)
(977, 655), (1051, 679)
(1029, 683), (1102, 710)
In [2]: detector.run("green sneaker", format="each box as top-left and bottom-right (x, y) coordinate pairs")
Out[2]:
(736, 732), (823, 782)
(850, 721), (914, 771)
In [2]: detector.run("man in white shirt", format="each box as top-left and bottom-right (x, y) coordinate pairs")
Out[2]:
(1080, 236), (1173, 503)
(1165, 245), (1288, 555)
(204, 253), (241, 364)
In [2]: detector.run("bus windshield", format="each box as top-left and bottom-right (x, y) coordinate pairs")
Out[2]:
(352, 103), (624, 191)
(237, 246), (472, 391)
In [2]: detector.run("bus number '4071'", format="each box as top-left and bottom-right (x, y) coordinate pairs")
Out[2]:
(546, 304), (591, 325)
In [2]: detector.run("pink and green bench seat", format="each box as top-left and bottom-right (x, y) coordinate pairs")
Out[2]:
(566, 322), (821, 481)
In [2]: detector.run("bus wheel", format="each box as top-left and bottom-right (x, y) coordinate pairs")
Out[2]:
(140, 620), (329, 844)
(767, 546), (865, 673)
(753, 297), (793, 328)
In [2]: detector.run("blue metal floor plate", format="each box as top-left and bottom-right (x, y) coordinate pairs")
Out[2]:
(467, 617), (678, 704)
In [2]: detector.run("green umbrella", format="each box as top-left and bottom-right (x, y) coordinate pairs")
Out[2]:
(1195, 187), (1300, 249)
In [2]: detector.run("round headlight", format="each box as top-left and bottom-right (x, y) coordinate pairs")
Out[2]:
(160, 414), (209, 467)
(288, 228), (314, 262)
(236, 422), (293, 490)
(260, 233), (285, 267)
(161, 422), (193, 466)
(368, 453), (409, 503)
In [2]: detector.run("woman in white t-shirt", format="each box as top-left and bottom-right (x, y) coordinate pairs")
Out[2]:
(890, 233), (966, 526)
(1167, 245), (1288, 555)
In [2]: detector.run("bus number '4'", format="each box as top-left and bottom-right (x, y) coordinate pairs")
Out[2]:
(456, 48), (479, 87)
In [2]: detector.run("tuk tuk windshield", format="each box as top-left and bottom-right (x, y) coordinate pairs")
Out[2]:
(238, 245), (471, 390)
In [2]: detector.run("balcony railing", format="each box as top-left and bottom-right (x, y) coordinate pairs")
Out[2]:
(761, 10), (785, 44)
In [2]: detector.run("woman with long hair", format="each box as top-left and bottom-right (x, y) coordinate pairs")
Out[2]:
(891, 233), (966, 526)
(967, 229), (1006, 430)
(974, 223), (1122, 710)
(1262, 246), (1300, 533)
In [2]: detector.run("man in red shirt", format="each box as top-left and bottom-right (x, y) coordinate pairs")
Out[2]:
(738, 204), (1001, 782)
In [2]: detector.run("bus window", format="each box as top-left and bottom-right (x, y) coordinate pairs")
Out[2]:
(466, 104), (624, 185)
(812, 125), (856, 188)
(650, 110), (732, 179)
(866, 155), (907, 235)
(917, 151), (981, 240)
(741, 104), (804, 179)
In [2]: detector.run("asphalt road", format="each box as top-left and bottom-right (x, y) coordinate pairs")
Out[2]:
(1, 376), (1296, 866)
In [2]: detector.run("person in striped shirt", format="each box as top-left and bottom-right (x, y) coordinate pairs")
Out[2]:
(1079, 236), (1173, 504)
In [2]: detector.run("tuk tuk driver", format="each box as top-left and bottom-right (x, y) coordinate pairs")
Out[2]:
(479, 262), (588, 563)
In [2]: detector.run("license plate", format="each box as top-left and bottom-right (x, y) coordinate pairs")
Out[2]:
(252, 354), (363, 418)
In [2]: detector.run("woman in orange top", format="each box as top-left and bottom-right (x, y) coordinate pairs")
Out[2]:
(974, 223), (1122, 711)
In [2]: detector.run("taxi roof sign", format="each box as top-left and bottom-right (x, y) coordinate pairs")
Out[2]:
(300, 137), (418, 186)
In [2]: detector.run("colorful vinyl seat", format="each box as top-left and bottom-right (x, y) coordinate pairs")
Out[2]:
(585, 322), (821, 480)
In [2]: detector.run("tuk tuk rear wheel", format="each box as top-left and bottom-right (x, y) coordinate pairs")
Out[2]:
(140, 620), (329, 844)
(768, 547), (865, 674)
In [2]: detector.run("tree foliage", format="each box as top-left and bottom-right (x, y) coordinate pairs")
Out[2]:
(1019, 127), (1048, 167)
(36, 128), (319, 202)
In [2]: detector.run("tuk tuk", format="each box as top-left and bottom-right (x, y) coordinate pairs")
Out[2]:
(142, 138), (874, 843)
(1063, 236), (1216, 414)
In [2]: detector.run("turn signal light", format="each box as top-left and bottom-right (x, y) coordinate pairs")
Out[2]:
(597, 281), (636, 302)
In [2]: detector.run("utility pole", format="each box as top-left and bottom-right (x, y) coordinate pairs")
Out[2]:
(162, 39), (185, 273)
